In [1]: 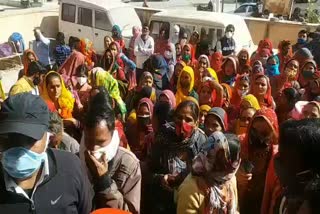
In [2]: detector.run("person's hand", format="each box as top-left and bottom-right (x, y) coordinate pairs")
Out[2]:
(160, 174), (176, 191)
(236, 167), (252, 187)
(85, 151), (108, 178)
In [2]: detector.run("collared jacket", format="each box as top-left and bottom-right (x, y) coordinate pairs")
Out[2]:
(0, 148), (93, 214)
(92, 147), (141, 214)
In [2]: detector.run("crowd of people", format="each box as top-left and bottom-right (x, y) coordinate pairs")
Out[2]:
(1, 22), (320, 214)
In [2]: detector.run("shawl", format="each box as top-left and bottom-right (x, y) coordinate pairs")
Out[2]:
(41, 71), (75, 119)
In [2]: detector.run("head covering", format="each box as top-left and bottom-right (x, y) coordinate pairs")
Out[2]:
(136, 97), (154, 118)
(192, 131), (239, 212)
(266, 55), (280, 77)
(138, 71), (153, 89)
(207, 107), (228, 131)
(221, 83), (233, 103)
(198, 55), (210, 67)
(160, 90), (176, 109)
(238, 49), (250, 66)
(150, 54), (169, 90)
(132, 26), (141, 38)
(176, 66), (195, 105)
(206, 68), (219, 82)
(293, 47), (314, 67)
(198, 81), (216, 107)
(200, 104), (211, 113)
(241, 94), (261, 110)
(110, 41), (121, 55)
(112, 25), (122, 39)
(58, 50), (86, 87)
(80, 38), (94, 67)
(0, 93), (49, 140)
(90, 67), (126, 115)
(221, 56), (238, 85)
(251, 74), (273, 109)
(257, 38), (273, 54)
(210, 52), (223, 72)
(166, 43), (177, 64)
(41, 71), (75, 119)
(243, 108), (279, 158)
(231, 74), (250, 107)
(23, 49), (38, 75)
(101, 48), (117, 73)
(290, 101), (309, 120)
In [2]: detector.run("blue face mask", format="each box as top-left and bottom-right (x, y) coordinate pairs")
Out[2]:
(266, 64), (280, 77)
(2, 147), (47, 179)
(297, 38), (306, 44)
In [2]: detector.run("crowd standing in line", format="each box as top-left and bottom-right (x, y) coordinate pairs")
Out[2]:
(1, 22), (320, 214)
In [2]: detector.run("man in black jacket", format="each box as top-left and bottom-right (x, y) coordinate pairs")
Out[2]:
(0, 93), (93, 214)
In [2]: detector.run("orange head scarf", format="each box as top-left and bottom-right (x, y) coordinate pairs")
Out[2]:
(23, 49), (38, 75)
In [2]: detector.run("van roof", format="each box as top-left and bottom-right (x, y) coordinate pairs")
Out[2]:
(151, 9), (245, 27)
(62, 0), (131, 10)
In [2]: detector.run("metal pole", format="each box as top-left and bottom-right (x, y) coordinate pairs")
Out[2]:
(221, 0), (224, 12)
(235, 0), (238, 10)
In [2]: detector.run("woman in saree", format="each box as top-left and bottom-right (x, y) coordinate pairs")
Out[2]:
(251, 74), (275, 109)
(177, 132), (240, 214)
(175, 66), (199, 106)
(237, 108), (279, 213)
(110, 41), (137, 91)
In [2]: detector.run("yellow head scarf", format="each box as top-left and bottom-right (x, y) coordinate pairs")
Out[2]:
(42, 71), (75, 119)
(200, 104), (211, 113)
(206, 68), (219, 83)
(0, 80), (5, 100)
(241, 94), (261, 110)
(176, 66), (195, 106)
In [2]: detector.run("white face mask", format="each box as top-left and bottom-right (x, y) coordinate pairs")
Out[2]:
(226, 32), (233, 39)
(164, 50), (173, 59)
(237, 89), (249, 98)
(77, 77), (87, 86)
(202, 76), (213, 82)
(91, 130), (120, 162)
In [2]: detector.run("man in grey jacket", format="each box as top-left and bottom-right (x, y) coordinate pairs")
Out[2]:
(81, 89), (141, 214)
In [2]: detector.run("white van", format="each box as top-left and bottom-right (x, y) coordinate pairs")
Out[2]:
(149, 10), (255, 54)
(59, 0), (141, 54)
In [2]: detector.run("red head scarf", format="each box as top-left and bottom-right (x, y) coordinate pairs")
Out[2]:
(251, 74), (274, 109)
(23, 49), (39, 75)
(257, 38), (273, 54)
(242, 108), (279, 158)
(210, 52), (223, 72)
(231, 74), (250, 108)
(197, 81), (216, 107)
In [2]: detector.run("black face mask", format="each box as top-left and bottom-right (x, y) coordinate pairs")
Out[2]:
(33, 76), (40, 86)
(249, 131), (272, 149)
(137, 116), (151, 127)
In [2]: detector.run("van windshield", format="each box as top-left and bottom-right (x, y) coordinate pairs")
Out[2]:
(109, 7), (141, 35)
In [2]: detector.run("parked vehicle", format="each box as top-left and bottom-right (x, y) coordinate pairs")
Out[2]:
(59, 0), (141, 54)
(231, 3), (259, 17)
(149, 9), (255, 54)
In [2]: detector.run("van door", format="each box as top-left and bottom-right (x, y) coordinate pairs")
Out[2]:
(60, 3), (77, 42)
(93, 10), (113, 54)
(75, 7), (94, 41)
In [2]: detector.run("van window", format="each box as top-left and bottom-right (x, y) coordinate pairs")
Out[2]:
(178, 24), (196, 40)
(62, 3), (76, 23)
(150, 21), (170, 40)
(95, 11), (112, 31)
(78, 7), (92, 27)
